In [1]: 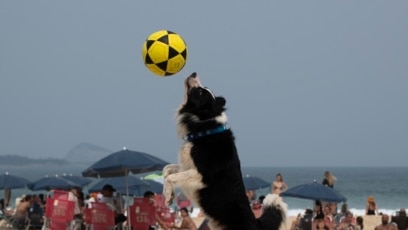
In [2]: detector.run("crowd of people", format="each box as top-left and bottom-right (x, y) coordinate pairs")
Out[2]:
(1, 193), (47, 229)
(0, 184), (199, 230)
(2, 170), (406, 230)
(271, 170), (407, 230)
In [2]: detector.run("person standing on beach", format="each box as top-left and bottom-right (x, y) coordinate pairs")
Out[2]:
(271, 173), (288, 195)
(375, 214), (397, 230)
(322, 171), (337, 188)
(323, 204), (334, 229)
(366, 196), (379, 215)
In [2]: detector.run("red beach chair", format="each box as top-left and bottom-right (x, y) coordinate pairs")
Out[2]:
(84, 202), (115, 230)
(129, 198), (156, 229)
(157, 207), (175, 228)
(44, 197), (75, 229)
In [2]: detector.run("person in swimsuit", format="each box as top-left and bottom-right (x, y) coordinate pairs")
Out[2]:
(366, 196), (379, 215)
(375, 214), (398, 230)
(322, 171), (337, 188)
(271, 173), (288, 195)
(170, 207), (197, 230)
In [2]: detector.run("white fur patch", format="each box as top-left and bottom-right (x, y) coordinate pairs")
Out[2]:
(263, 194), (288, 223)
(215, 112), (228, 124)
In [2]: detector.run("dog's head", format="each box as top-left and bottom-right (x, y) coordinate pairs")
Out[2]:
(180, 72), (226, 120)
(177, 72), (228, 140)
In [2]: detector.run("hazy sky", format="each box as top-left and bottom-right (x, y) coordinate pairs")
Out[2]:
(1, 1), (407, 167)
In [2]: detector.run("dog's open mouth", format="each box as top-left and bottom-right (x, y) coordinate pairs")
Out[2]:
(184, 72), (202, 92)
(184, 72), (216, 100)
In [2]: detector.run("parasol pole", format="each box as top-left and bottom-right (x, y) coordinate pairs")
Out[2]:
(4, 187), (11, 208)
(125, 170), (131, 229)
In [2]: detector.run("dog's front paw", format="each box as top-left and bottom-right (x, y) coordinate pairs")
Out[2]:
(163, 177), (175, 207)
(163, 164), (179, 178)
(165, 191), (175, 206)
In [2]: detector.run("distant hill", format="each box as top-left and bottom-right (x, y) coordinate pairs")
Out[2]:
(64, 142), (112, 163)
(0, 155), (67, 166)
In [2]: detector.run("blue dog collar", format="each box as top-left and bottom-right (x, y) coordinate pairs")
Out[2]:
(184, 125), (228, 141)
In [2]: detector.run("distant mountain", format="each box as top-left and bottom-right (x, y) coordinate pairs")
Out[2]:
(64, 142), (112, 163)
(0, 155), (67, 166)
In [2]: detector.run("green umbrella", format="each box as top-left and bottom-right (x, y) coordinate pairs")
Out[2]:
(143, 173), (163, 182)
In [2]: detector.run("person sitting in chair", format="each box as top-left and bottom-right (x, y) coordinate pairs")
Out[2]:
(101, 184), (126, 225)
(170, 207), (197, 230)
(13, 194), (33, 229)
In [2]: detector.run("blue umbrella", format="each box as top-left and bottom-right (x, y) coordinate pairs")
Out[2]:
(82, 148), (169, 178)
(61, 174), (93, 187)
(0, 172), (31, 189)
(137, 179), (163, 195)
(280, 180), (347, 202)
(105, 179), (163, 196)
(88, 176), (149, 193)
(242, 175), (270, 191)
(0, 172), (31, 207)
(28, 175), (81, 191)
(82, 147), (169, 226)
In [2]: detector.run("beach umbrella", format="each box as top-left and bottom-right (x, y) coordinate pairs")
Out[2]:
(137, 179), (163, 195)
(88, 176), (149, 193)
(0, 172), (31, 189)
(88, 176), (163, 196)
(0, 172), (31, 207)
(61, 174), (93, 187)
(242, 175), (270, 191)
(144, 173), (164, 183)
(82, 147), (169, 178)
(28, 175), (81, 191)
(82, 147), (169, 226)
(280, 180), (347, 203)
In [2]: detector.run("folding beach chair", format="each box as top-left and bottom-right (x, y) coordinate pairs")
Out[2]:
(52, 190), (70, 200)
(84, 202), (115, 230)
(26, 203), (44, 230)
(154, 194), (166, 209)
(43, 196), (75, 230)
(176, 193), (191, 210)
(157, 207), (175, 228)
(129, 198), (156, 229)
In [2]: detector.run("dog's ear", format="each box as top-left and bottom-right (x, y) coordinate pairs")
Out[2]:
(216, 96), (226, 107)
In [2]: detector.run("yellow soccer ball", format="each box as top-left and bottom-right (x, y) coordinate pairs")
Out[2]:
(142, 30), (188, 77)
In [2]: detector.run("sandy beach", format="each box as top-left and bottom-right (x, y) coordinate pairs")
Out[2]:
(189, 215), (383, 230)
(0, 215), (386, 229)
(284, 215), (382, 230)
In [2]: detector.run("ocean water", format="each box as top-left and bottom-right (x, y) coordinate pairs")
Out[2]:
(2, 165), (407, 216)
(242, 167), (408, 216)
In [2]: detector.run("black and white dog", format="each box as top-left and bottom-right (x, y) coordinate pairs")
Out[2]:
(163, 72), (286, 230)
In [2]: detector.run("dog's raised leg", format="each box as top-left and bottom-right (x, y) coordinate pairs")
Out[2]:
(163, 168), (205, 206)
(162, 163), (180, 205)
(163, 163), (180, 178)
